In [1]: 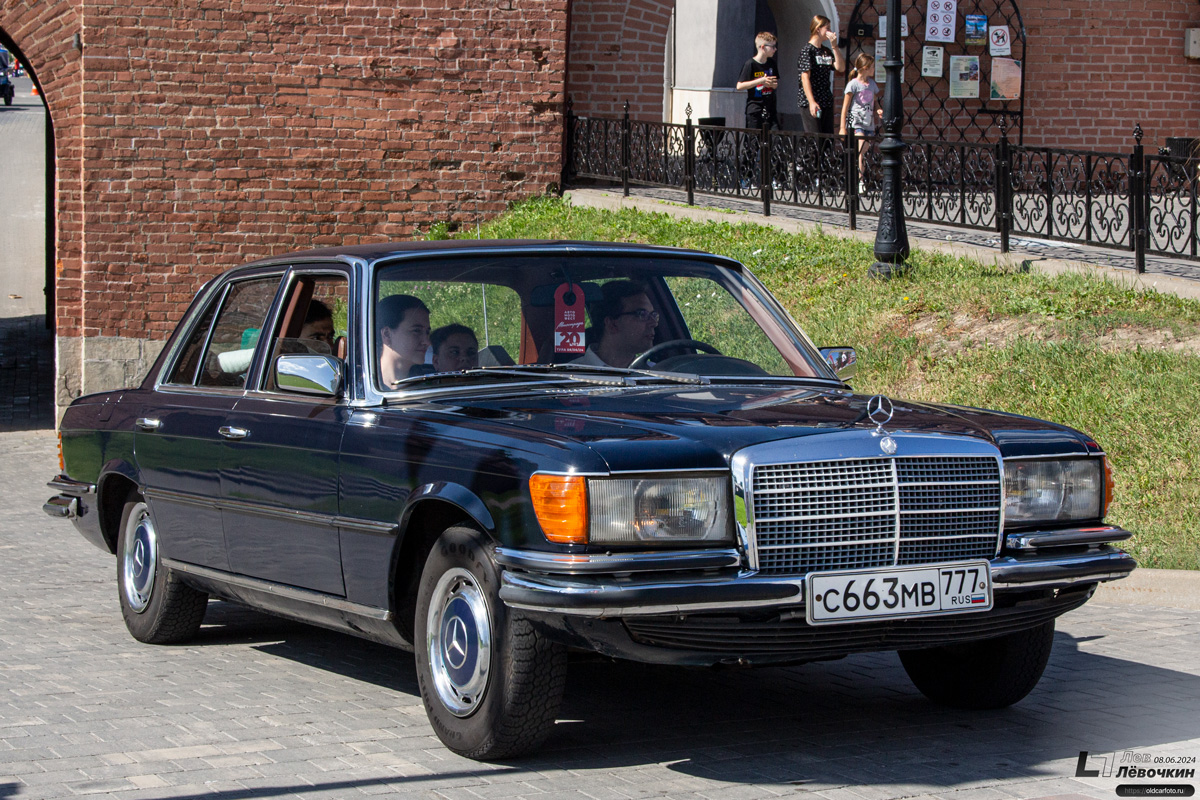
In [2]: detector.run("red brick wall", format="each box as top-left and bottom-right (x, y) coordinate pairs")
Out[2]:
(4, 0), (569, 342)
(1015, 0), (1200, 150)
(566, 0), (672, 118)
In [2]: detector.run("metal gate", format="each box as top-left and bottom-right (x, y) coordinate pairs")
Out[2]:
(845, 0), (1026, 143)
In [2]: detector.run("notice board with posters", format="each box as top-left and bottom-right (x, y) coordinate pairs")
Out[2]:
(845, 0), (1027, 143)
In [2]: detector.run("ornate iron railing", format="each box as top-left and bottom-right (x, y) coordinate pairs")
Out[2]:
(562, 103), (1200, 271)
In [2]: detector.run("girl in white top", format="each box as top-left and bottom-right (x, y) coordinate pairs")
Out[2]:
(839, 53), (884, 189)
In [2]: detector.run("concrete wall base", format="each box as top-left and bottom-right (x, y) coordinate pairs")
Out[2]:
(56, 336), (166, 411)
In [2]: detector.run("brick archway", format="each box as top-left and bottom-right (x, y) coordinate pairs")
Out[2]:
(4, 1), (571, 412)
(566, 0), (674, 120)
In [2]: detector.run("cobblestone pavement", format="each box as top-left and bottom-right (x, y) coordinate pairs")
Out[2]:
(0, 316), (55, 431)
(2, 430), (1197, 800)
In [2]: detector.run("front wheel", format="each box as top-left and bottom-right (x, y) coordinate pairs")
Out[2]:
(117, 494), (208, 644)
(899, 621), (1055, 709)
(414, 525), (566, 760)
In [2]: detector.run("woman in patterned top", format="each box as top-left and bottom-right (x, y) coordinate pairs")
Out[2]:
(797, 14), (845, 135)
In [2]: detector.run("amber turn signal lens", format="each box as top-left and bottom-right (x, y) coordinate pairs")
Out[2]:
(529, 473), (588, 544)
(57, 432), (64, 473)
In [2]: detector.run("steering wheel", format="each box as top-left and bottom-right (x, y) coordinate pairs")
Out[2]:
(630, 338), (721, 369)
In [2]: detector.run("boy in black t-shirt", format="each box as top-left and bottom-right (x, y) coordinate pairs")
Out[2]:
(736, 32), (779, 130)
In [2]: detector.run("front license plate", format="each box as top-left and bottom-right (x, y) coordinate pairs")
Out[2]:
(806, 561), (992, 625)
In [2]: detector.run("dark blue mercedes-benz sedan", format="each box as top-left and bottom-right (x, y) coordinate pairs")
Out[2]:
(45, 240), (1134, 759)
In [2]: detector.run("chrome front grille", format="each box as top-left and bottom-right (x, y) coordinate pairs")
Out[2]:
(751, 455), (1002, 575)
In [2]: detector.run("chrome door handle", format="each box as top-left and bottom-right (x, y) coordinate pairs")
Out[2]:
(135, 417), (162, 431)
(218, 426), (250, 440)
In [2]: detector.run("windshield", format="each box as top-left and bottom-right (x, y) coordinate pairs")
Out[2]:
(372, 253), (831, 391)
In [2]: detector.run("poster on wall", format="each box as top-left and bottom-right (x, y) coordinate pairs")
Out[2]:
(964, 15), (988, 46)
(989, 25), (1012, 56)
(949, 55), (980, 98)
(921, 46), (944, 77)
(878, 14), (910, 37)
(874, 39), (906, 83)
(990, 57), (1021, 99)
(925, 0), (957, 43)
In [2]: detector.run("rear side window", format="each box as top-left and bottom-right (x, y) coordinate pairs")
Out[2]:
(165, 276), (281, 388)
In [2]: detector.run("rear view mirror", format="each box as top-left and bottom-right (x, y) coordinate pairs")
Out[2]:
(275, 354), (344, 397)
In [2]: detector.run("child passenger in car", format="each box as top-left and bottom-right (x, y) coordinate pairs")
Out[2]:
(431, 324), (479, 372)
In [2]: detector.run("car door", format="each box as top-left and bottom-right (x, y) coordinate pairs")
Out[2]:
(135, 272), (285, 571)
(219, 269), (352, 595)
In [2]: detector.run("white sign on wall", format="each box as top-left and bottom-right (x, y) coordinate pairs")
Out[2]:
(925, 0), (957, 43)
(989, 25), (1012, 56)
(921, 46), (944, 77)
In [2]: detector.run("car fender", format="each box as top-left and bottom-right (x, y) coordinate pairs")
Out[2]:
(399, 481), (496, 536)
(90, 459), (143, 553)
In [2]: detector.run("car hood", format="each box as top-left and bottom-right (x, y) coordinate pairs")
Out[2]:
(431, 383), (1093, 472)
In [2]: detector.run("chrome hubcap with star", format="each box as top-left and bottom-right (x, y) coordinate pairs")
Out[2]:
(426, 567), (492, 717)
(122, 504), (158, 613)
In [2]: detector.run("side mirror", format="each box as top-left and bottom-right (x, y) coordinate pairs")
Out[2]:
(274, 354), (344, 398)
(820, 347), (857, 381)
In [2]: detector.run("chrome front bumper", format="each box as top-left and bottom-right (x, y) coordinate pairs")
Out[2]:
(497, 526), (1136, 618)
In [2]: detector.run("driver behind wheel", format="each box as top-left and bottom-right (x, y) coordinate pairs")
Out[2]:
(571, 280), (659, 368)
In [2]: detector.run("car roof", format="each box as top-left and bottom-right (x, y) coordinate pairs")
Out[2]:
(239, 239), (742, 271)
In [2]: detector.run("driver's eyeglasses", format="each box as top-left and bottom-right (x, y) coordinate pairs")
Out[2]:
(616, 309), (660, 323)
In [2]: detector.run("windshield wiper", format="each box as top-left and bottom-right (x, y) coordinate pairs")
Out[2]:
(487, 363), (709, 386)
(387, 364), (707, 391)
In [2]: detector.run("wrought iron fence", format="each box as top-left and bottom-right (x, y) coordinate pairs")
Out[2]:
(563, 103), (1200, 271)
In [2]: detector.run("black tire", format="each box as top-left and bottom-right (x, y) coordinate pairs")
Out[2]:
(414, 525), (567, 760)
(899, 621), (1056, 710)
(116, 494), (208, 644)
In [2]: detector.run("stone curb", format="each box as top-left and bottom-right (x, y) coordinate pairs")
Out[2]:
(564, 188), (1200, 302)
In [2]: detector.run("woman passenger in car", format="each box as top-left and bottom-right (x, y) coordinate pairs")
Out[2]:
(378, 294), (431, 386)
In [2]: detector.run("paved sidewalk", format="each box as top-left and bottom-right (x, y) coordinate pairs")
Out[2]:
(2, 429), (1197, 800)
(565, 187), (1200, 301)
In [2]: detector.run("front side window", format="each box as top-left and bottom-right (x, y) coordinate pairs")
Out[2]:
(165, 276), (281, 389)
(260, 273), (350, 393)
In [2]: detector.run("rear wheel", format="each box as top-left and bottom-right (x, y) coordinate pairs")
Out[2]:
(414, 525), (566, 760)
(899, 621), (1055, 709)
(117, 494), (208, 644)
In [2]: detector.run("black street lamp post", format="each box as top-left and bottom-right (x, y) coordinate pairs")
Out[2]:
(869, 0), (910, 279)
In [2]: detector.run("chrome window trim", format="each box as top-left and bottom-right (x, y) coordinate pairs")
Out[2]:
(360, 249), (835, 405)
